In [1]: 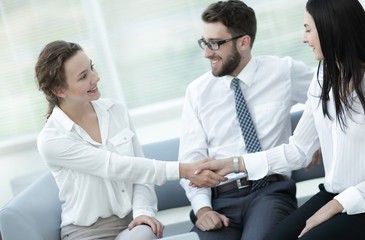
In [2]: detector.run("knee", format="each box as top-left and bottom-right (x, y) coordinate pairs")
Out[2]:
(116, 225), (157, 240)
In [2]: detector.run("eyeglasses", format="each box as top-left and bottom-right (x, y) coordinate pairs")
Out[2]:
(198, 35), (245, 51)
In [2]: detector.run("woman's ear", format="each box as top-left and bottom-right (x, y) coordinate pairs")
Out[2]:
(52, 88), (65, 98)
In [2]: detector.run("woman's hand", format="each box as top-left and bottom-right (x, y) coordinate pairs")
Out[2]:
(298, 199), (344, 238)
(128, 215), (164, 238)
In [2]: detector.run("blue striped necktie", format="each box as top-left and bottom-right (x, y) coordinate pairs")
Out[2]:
(231, 78), (268, 191)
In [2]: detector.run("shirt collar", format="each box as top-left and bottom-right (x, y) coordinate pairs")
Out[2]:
(91, 99), (114, 118)
(222, 57), (257, 89)
(51, 106), (75, 131)
(50, 99), (114, 132)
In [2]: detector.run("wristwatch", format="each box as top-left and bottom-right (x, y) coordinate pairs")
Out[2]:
(233, 157), (240, 174)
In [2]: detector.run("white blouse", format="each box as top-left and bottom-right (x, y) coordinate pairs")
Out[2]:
(37, 99), (179, 227)
(245, 68), (365, 215)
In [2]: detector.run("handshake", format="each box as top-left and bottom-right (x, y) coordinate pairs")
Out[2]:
(179, 157), (244, 188)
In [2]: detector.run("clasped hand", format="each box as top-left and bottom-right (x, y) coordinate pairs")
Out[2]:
(182, 157), (233, 188)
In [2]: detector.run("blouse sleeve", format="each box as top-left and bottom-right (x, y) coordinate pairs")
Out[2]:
(37, 129), (179, 186)
(244, 76), (321, 179)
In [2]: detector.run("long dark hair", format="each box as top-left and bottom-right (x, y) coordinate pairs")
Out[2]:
(35, 40), (82, 119)
(306, 0), (365, 129)
(202, 0), (257, 48)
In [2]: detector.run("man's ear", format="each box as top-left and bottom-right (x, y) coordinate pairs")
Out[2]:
(237, 35), (251, 51)
(52, 88), (65, 98)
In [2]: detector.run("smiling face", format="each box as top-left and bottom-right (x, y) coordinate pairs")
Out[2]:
(56, 50), (100, 107)
(202, 22), (245, 77)
(303, 10), (323, 61)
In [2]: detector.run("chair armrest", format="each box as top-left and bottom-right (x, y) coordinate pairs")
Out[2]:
(0, 171), (62, 240)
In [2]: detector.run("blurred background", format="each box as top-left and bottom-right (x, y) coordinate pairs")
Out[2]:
(1, 0), (360, 208)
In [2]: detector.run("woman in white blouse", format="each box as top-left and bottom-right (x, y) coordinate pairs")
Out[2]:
(195, 0), (365, 239)
(35, 40), (225, 240)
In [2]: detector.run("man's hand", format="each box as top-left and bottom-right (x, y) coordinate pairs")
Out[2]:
(128, 215), (164, 238)
(180, 158), (227, 188)
(298, 199), (344, 238)
(195, 207), (229, 231)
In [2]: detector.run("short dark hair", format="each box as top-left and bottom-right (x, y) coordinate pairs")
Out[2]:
(202, 0), (257, 47)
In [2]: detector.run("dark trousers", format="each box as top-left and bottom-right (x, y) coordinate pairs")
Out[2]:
(264, 184), (365, 240)
(191, 179), (297, 240)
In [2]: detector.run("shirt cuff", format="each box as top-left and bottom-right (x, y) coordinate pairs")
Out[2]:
(334, 186), (365, 215)
(243, 151), (268, 180)
(191, 194), (212, 214)
(165, 161), (180, 180)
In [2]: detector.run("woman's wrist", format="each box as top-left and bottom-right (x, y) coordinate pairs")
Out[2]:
(179, 163), (188, 179)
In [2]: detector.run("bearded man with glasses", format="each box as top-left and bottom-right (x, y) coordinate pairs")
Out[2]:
(178, 1), (315, 239)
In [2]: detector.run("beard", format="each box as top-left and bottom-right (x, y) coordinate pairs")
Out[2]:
(211, 46), (241, 77)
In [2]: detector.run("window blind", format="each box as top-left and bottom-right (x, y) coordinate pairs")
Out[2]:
(2, 0), (360, 144)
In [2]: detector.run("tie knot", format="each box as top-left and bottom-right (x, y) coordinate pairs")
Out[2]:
(231, 78), (240, 90)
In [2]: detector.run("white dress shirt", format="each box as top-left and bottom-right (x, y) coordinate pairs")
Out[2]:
(37, 98), (179, 227)
(179, 55), (314, 214)
(245, 66), (365, 215)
